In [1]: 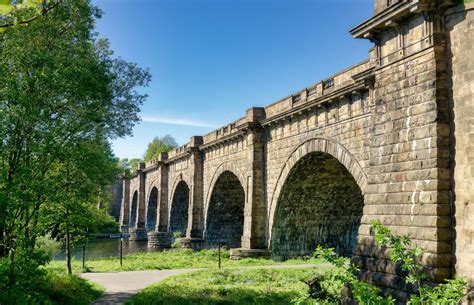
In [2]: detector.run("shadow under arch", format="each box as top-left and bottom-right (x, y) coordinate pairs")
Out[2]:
(146, 186), (158, 232)
(268, 137), (368, 260)
(205, 169), (245, 248)
(169, 180), (190, 237)
(204, 162), (247, 215)
(129, 190), (138, 228)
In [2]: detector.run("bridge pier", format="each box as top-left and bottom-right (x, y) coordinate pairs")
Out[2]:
(147, 231), (172, 249)
(180, 237), (206, 250)
(119, 179), (130, 233)
(231, 108), (269, 259)
(229, 248), (270, 259)
(129, 227), (147, 241)
(120, 225), (129, 234)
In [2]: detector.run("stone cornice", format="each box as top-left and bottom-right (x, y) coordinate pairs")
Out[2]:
(351, 0), (458, 41)
(260, 81), (369, 127)
(199, 129), (246, 151)
(350, 1), (418, 40)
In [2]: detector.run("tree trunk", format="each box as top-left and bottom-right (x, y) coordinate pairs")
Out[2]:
(66, 228), (72, 274)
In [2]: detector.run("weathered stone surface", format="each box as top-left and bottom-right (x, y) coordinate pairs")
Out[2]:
(147, 232), (172, 249)
(271, 152), (364, 260)
(169, 181), (189, 236)
(445, 3), (474, 299)
(205, 171), (245, 248)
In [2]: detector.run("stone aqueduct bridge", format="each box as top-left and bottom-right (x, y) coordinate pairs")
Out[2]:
(118, 0), (474, 301)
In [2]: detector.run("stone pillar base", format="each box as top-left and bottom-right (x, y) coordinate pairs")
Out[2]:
(147, 232), (172, 249)
(129, 227), (148, 241)
(180, 238), (206, 250)
(120, 225), (129, 234)
(229, 248), (271, 260)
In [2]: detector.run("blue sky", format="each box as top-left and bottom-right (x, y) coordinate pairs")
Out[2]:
(92, 0), (374, 160)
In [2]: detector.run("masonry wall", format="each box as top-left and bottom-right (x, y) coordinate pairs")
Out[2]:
(445, 3), (474, 293)
(264, 100), (372, 208)
(355, 12), (453, 301)
(202, 138), (249, 228)
(271, 152), (364, 260)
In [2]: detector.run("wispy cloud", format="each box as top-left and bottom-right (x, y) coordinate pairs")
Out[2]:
(141, 115), (215, 128)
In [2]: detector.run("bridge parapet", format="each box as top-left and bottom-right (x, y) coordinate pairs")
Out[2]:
(167, 143), (190, 160)
(264, 60), (372, 121)
(201, 117), (245, 146)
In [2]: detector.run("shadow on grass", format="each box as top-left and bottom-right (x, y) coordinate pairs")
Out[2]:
(91, 292), (135, 305)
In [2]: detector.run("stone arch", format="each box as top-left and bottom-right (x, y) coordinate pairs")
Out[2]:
(169, 173), (192, 205)
(268, 137), (367, 259)
(169, 180), (190, 237)
(129, 190), (138, 228)
(204, 161), (247, 215)
(146, 186), (158, 232)
(205, 169), (246, 248)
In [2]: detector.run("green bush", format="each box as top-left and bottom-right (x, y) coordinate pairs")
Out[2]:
(37, 234), (61, 259)
(92, 211), (120, 234)
(171, 231), (183, 248)
(301, 221), (469, 304)
(0, 250), (103, 305)
(43, 271), (104, 305)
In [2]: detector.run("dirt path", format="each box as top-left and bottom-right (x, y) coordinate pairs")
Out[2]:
(82, 263), (325, 305)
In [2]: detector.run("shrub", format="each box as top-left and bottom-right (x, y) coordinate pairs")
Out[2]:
(171, 231), (183, 248)
(300, 221), (469, 304)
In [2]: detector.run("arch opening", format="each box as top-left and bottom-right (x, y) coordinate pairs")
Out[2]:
(169, 181), (190, 236)
(146, 187), (158, 232)
(206, 171), (245, 248)
(129, 191), (138, 228)
(271, 152), (364, 260)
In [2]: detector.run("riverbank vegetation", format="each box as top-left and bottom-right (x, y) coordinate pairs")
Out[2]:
(0, 0), (149, 303)
(48, 248), (324, 273)
(0, 258), (104, 305)
(125, 267), (322, 305)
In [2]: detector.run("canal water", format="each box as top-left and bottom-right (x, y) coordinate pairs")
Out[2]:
(53, 238), (153, 260)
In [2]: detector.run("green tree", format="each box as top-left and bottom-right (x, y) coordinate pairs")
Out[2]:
(0, 0), (150, 301)
(143, 135), (178, 162)
(118, 158), (142, 174)
(39, 138), (120, 274)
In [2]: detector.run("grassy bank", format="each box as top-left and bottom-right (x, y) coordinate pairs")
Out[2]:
(48, 249), (323, 273)
(40, 271), (104, 305)
(0, 268), (104, 305)
(125, 267), (324, 305)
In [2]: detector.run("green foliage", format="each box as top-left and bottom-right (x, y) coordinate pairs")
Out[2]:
(0, 248), (50, 304)
(371, 220), (425, 285)
(36, 234), (61, 259)
(371, 220), (468, 304)
(90, 210), (119, 234)
(118, 158), (143, 176)
(0, 257), (103, 305)
(143, 135), (178, 162)
(171, 231), (183, 248)
(41, 271), (104, 305)
(409, 278), (468, 305)
(0, 0), (150, 298)
(312, 246), (394, 305)
(126, 268), (317, 305)
(0, 0), (54, 29)
(305, 222), (469, 304)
